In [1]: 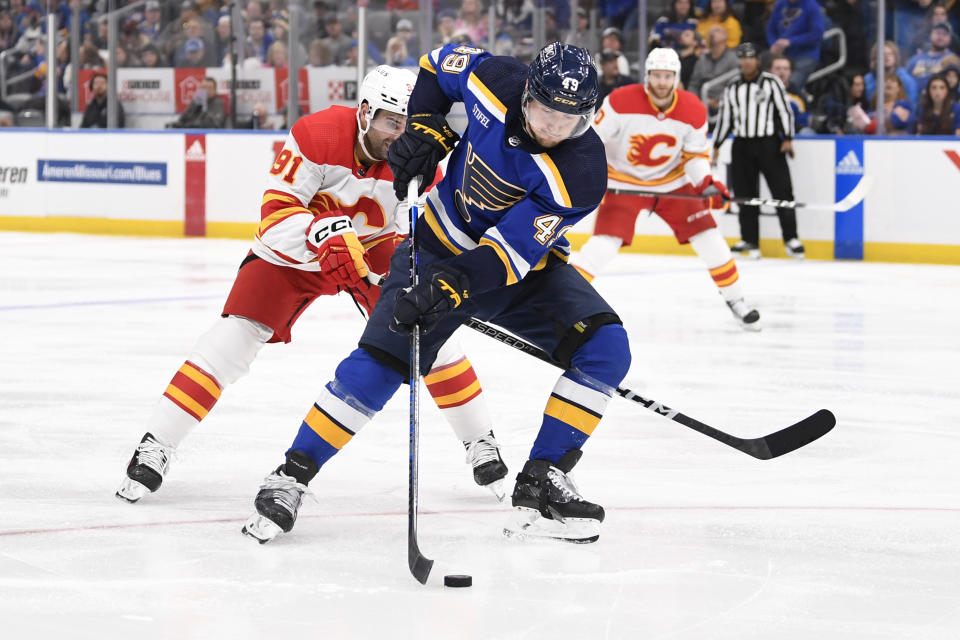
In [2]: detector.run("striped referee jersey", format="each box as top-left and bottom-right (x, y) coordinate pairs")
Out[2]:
(712, 71), (795, 147)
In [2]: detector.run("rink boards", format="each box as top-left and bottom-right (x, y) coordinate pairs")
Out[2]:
(0, 129), (958, 264)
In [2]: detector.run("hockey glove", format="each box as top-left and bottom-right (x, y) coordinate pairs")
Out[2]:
(306, 214), (369, 289)
(387, 113), (460, 201)
(391, 266), (470, 335)
(695, 175), (732, 211)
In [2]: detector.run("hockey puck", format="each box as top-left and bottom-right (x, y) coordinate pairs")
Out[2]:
(443, 574), (472, 588)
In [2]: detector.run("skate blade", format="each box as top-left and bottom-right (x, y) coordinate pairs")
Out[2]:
(484, 479), (505, 502)
(115, 478), (149, 503)
(502, 508), (600, 544)
(241, 514), (283, 544)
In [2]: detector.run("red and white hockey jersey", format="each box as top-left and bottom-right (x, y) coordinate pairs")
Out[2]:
(592, 85), (711, 194)
(252, 105), (406, 271)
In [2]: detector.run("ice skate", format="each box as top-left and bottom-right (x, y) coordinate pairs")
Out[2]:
(730, 241), (761, 259)
(241, 452), (316, 544)
(115, 432), (175, 503)
(503, 450), (604, 543)
(464, 430), (508, 501)
(785, 238), (805, 259)
(726, 297), (761, 332)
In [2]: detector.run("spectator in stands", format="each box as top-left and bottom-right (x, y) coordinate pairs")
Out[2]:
(598, 48), (635, 101)
(303, 0), (332, 44)
(677, 28), (701, 88)
(159, 2), (210, 61)
(244, 17), (273, 63)
(80, 72), (125, 129)
(213, 15), (231, 65)
(321, 14), (351, 65)
(0, 10), (20, 54)
(915, 72), (960, 133)
(245, 1), (264, 23)
(599, 0), (639, 32)
(696, 0), (741, 49)
(14, 0), (43, 54)
(866, 41), (919, 105)
(307, 37), (333, 67)
(906, 23), (960, 91)
(650, 0), (698, 50)
(140, 0), (164, 45)
(455, 0), (488, 47)
(266, 39), (288, 68)
(943, 65), (960, 98)
(688, 25), (738, 113)
(0, 109), (13, 127)
(79, 41), (104, 69)
(497, 0), (534, 34)
(120, 17), (144, 54)
(140, 43), (164, 67)
(384, 35), (416, 66)
(269, 18), (307, 67)
(176, 37), (213, 67)
(766, 0), (824, 92)
(435, 9), (458, 46)
(860, 74), (915, 135)
(600, 27), (630, 76)
(492, 32), (515, 55)
(769, 55), (813, 132)
(168, 76), (226, 128)
(394, 18), (418, 56)
(907, 3), (956, 57)
(818, 72), (868, 133)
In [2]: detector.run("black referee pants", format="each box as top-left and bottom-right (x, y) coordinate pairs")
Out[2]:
(730, 136), (798, 246)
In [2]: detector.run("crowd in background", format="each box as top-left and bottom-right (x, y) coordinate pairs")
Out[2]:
(1, 0), (960, 135)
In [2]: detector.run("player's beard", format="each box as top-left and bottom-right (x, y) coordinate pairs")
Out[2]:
(363, 131), (391, 162)
(648, 83), (674, 103)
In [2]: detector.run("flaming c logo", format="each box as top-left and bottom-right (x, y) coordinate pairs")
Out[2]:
(311, 192), (387, 233)
(626, 134), (677, 167)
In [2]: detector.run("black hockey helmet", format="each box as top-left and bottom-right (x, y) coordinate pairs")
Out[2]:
(523, 43), (599, 138)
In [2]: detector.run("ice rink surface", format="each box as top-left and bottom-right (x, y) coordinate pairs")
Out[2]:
(1, 232), (958, 639)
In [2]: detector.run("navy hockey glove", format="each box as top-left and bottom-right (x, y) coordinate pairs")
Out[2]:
(387, 113), (460, 201)
(391, 266), (470, 335)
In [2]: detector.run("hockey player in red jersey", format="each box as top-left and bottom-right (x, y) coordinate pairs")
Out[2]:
(116, 66), (508, 504)
(575, 48), (761, 330)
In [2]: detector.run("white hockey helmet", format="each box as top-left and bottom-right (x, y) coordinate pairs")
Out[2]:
(357, 65), (417, 127)
(644, 47), (681, 89)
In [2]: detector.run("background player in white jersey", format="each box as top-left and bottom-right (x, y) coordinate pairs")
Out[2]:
(116, 66), (509, 504)
(575, 48), (760, 331)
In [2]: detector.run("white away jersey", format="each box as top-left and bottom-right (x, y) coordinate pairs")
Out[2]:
(592, 85), (711, 194)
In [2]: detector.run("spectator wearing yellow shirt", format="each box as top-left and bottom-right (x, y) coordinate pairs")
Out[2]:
(696, 0), (742, 49)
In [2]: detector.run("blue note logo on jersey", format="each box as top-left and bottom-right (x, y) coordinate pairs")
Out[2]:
(454, 142), (526, 220)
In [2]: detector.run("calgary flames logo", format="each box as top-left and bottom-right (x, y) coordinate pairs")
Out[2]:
(310, 192), (387, 236)
(626, 134), (677, 167)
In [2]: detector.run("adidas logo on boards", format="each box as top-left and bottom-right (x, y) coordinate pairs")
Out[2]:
(185, 140), (206, 162)
(836, 150), (863, 175)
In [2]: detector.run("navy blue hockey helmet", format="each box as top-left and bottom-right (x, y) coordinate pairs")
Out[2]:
(523, 43), (599, 139)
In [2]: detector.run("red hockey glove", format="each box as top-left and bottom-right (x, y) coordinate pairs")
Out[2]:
(306, 214), (369, 289)
(695, 175), (731, 211)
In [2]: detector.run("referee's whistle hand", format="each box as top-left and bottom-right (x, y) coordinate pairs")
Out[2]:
(710, 148), (719, 167)
(780, 139), (794, 158)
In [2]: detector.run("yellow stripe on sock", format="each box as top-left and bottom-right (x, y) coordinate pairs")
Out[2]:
(430, 380), (482, 407)
(304, 406), (353, 450)
(544, 395), (601, 436)
(164, 384), (209, 420)
(180, 363), (221, 399)
(424, 358), (471, 384)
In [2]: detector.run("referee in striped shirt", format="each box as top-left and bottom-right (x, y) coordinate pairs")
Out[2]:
(711, 42), (805, 259)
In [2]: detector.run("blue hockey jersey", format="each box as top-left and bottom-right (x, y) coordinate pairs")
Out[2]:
(411, 43), (608, 292)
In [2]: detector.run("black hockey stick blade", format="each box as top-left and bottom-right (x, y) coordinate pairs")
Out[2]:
(749, 408), (836, 460)
(408, 536), (433, 585)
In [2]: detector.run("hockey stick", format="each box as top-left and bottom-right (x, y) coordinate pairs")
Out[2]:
(614, 175), (873, 213)
(406, 178), (433, 585)
(463, 318), (835, 460)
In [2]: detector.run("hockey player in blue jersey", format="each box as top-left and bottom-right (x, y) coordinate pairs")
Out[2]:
(242, 42), (632, 544)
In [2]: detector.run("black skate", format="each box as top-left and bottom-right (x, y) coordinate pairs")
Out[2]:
(115, 432), (175, 503)
(464, 430), (508, 501)
(503, 449), (604, 543)
(242, 451), (317, 543)
(726, 297), (761, 332)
